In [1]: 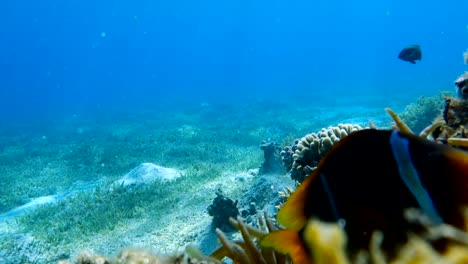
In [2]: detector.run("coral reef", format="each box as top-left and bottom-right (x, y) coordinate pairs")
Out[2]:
(207, 189), (240, 232)
(281, 124), (363, 182)
(258, 140), (283, 175)
(432, 97), (468, 147)
(455, 72), (468, 99)
(398, 94), (445, 134)
(214, 209), (468, 264)
(61, 209), (468, 264)
(428, 73), (468, 148)
(60, 104), (468, 264)
(387, 98), (468, 150)
(279, 141), (297, 173)
(389, 72), (468, 149)
(212, 215), (291, 264)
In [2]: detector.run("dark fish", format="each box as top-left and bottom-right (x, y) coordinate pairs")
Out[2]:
(398, 45), (422, 64)
(261, 129), (468, 263)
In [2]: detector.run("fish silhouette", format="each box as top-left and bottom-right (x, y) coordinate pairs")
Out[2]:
(398, 45), (422, 64)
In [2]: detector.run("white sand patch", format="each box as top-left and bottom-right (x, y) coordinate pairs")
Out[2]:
(115, 163), (182, 186)
(0, 195), (57, 223)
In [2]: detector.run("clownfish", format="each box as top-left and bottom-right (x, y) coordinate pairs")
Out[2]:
(261, 129), (468, 263)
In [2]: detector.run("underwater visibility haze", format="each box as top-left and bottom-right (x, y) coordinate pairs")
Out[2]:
(1, 0), (467, 119)
(0, 0), (468, 263)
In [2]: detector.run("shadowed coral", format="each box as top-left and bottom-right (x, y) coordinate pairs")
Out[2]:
(207, 189), (240, 232)
(433, 97), (468, 145)
(442, 95), (468, 127)
(259, 141), (283, 175)
(455, 72), (468, 99)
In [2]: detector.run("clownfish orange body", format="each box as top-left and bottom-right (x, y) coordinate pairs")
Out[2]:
(261, 129), (468, 263)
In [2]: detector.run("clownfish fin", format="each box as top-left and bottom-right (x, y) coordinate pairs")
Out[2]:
(277, 170), (316, 230)
(261, 230), (312, 264)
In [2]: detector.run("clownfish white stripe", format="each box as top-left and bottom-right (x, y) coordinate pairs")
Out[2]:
(390, 131), (443, 225)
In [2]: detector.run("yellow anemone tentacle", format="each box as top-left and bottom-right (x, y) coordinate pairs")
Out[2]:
(385, 108), (413, 134)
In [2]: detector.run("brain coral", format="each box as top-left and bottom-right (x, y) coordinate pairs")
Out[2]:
(286, 124), (363, 182)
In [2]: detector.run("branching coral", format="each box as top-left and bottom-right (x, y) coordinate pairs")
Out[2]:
(212, 215), (290, 264)
(397, 94), (446, 134)
(220, 208), (468, 264)
(212, 210), (468, 264)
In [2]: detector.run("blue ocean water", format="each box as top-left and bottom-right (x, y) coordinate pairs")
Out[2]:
(1, 1), (468, 262)
(1, 0), (467, 121)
